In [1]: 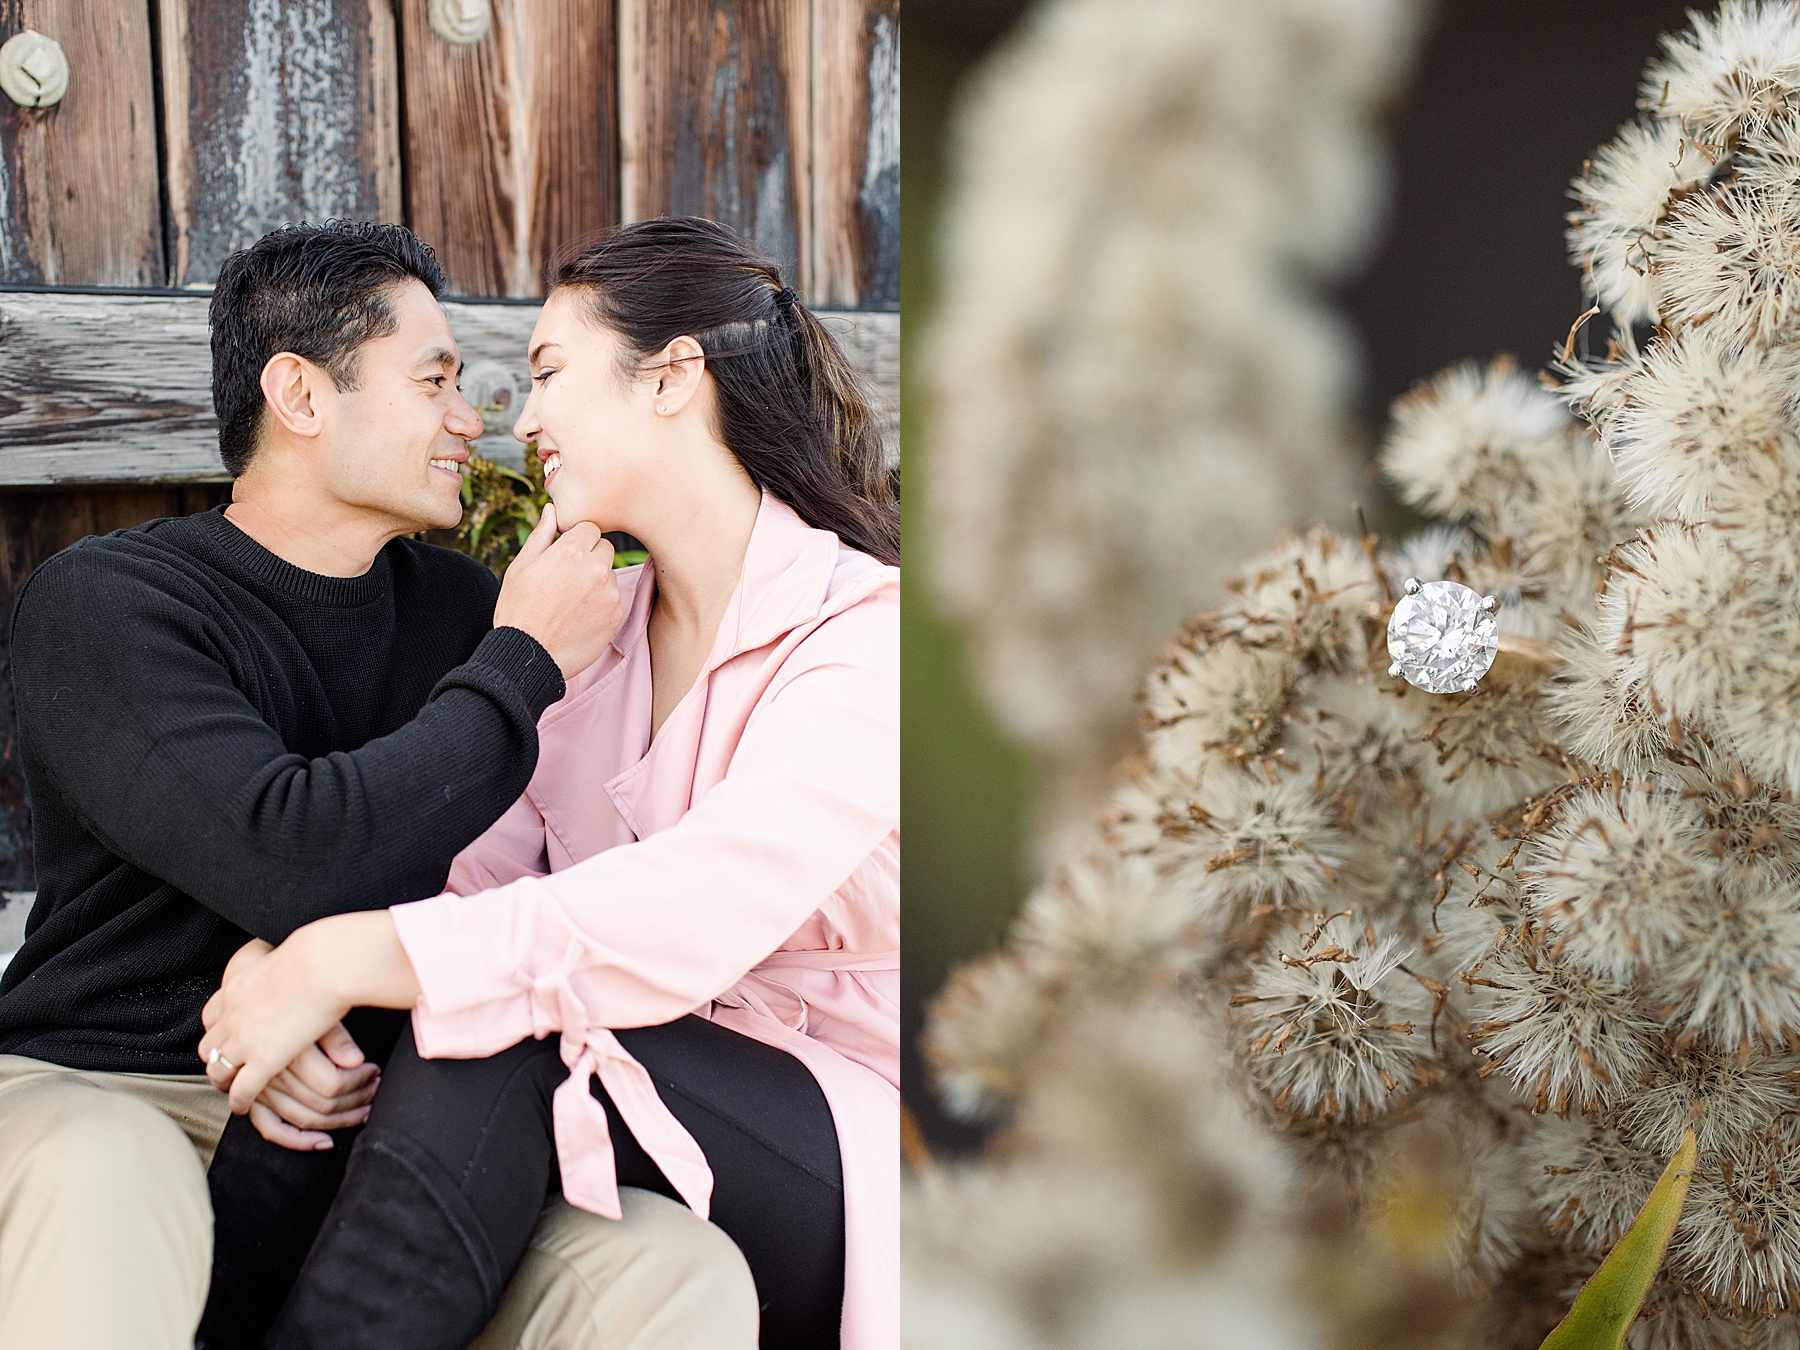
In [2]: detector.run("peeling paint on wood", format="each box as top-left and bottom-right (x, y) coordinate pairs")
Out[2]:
(0, 290), (898, 483)
(160, 0), (402, 287)
(619, 0), (810, 293)
(402, 0), (618, 298)
(0, 1), (162, 286)
(810, 0), (898, 309)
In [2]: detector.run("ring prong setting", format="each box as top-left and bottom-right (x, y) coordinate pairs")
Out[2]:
(1385, 578), (1500, 695)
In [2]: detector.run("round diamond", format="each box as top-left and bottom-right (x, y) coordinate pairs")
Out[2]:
(1386, 580), (1498, 694)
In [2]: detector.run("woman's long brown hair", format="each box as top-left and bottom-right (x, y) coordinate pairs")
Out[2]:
(549, 218), (899, 565)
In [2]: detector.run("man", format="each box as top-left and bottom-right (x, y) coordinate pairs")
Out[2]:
(0, 222), (757, 1348)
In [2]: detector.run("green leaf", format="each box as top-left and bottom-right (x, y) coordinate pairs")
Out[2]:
(613, 549), (649, 569)
(1538, 1128), (1697, 1350)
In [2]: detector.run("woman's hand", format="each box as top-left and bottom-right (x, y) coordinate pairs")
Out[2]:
(250, 1021), (380, 1150)
(200, 911), (422, 1114)
(200, 934), (351, 1112)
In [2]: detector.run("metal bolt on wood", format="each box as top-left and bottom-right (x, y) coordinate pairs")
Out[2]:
(0, 30), (69, 109)
(428, 0), (491, 46)
(460, 359), (524, 442)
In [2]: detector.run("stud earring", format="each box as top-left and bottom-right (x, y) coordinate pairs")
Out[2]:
(657, 404), (667, 414)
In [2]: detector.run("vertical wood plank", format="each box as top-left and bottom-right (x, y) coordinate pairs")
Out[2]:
(618, 0), (810, 291)
(810, 0), (897, 309)
(0, 484), (231, 887)
(159, 0), (402, 287)
(0, 1), (162, 286)
(400, 0), (617, 298)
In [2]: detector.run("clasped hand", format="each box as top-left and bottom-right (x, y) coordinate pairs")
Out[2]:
(199, 933), (364, 1147)
(199, 911), (422, 1147)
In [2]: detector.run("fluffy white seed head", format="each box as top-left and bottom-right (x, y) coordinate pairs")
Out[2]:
(1287, 676), (1428, 825)
(1607, 527), (1770, 729)
(1012, 851), (1207, 996)
(1554, 319), (1647, 438)
(1143, 637), (1292, 774)
(1569, 117), (1713, 326)
(1105, 764), (1190, 859)
(1496, 431), (1640, 601)
(1679, 744), (1800, 866)
(1011, 998), (1295, 1234)
(1656, 180), (1800, 349)
(1617, 1042), (1800, 1157)
(1230, 911), (1438, 1125)
(1644, 866), (1800, 1053)
(905, 1159), (1162, 1316)
(1626, 1289), (1763, 1350)
(1428, 843), (1530, 989)
(1543, 621), (1671, 777)
(1218, 528), (1384, 672)
(1412, 668), (1568, 820)
(1666, 1115), (1800, 1317)
(1152, 768), (1346, 918)
(1525, 1113), (1665, 1255)
(1599, 325), (1800, 522)
(1381, 359), (1574, 525)
(1465, 926), (1662, 1114)
(1384, 524), (1472, 593)
(1339, 801), (1454, 941)
(1523, 786), (1718, 980)
(1716, 640), (1800, 797)
(1641, 0), (1800, 148)
(1362, 1103), (1541, 1289)
(925, 851), (1214, 1121)
(1705, 418), (1800, 584)
(923, 952), (1055, 1120)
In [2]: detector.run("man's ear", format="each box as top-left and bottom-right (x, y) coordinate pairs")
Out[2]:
(652, 336), (705, 414)
(259, 352), (327, 440)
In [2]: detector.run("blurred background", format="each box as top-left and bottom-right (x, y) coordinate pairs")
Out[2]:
(903, 0), (1701, 1154)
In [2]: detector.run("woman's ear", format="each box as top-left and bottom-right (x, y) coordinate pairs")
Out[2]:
(259, 352), (327, 440)
(652, 336), (706, 416)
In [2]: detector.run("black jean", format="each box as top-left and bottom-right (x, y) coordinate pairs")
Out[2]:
(202, 1010), (845, 1349)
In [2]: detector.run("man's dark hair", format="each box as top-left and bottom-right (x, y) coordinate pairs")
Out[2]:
(209, 221), (446, 477)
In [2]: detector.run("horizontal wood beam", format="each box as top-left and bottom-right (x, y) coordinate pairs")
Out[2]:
(0, 289), (896, 485)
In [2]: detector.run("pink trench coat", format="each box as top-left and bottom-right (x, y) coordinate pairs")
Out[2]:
(388, 493), (899, 1349)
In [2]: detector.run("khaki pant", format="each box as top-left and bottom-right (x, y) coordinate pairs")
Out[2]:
(0, 1055), (758, 1350)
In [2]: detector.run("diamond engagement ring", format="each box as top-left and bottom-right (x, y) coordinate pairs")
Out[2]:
(208, 1047), (236, 1072)
(1386, 578), (1499, 694)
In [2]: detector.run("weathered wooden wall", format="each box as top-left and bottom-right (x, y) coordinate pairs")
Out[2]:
(0, 1), (163, 286)
(811, 0), (899, 307)
(0, 1), (898, 305)
(0, 290), (897, 484)
(403, 0), (620, 297)
(160, 0), (404, 288)
(620, 0), (811, 288)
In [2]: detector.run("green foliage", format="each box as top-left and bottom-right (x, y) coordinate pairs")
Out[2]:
(1539, 1130), (1698, 1350)
(449, 447), (645, 574)
(454, 450), (546, 575)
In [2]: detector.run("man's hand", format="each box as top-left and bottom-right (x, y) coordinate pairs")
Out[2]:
(200, 934), (352, 1113)
(493, 504), (624, 679)
(250, 1021), (380, 1151)
(201, 914), (420, 1115)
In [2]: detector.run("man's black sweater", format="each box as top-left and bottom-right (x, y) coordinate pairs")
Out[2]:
(0, 507), (565, 1073)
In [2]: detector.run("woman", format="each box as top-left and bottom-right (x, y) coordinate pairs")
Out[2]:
(199, 218), (898, 1350)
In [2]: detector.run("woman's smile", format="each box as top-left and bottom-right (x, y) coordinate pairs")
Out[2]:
(541, 449), (563, 485)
